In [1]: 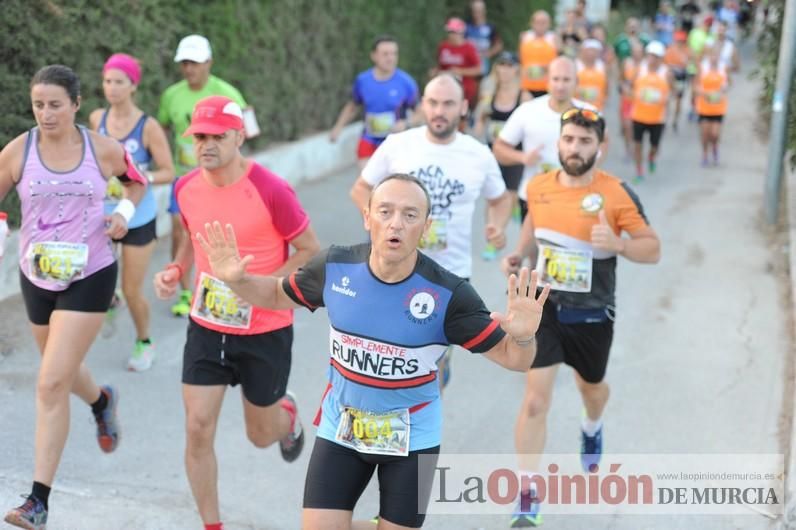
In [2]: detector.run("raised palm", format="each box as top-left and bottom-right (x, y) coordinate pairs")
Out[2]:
(490, 268), (550, 339)
(195, 221), (253, 284)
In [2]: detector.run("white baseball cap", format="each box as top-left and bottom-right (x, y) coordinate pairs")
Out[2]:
(645, 41), (666, 57)
(174, 35), (212, 63)
(582, 38), (603, 51)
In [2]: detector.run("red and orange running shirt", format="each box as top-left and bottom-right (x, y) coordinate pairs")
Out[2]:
(176, 161), (310, 335)
(525, 169), (650, 308)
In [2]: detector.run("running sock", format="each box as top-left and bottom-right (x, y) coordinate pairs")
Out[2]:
(581, 416), (603, 437)
(91, 390), (108, 416)
(31, 481), (51, 510)
(204, 523), (224, 530)
(138, 338), (151, 345)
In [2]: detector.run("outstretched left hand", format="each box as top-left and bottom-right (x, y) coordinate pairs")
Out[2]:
(490, 267), (550, 341)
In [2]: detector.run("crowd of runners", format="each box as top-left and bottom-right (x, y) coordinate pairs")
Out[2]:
(0, 0), (753, 528)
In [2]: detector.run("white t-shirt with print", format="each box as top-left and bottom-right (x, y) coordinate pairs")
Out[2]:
(498, 95), (596, 200)
(361, 126), (506, 278)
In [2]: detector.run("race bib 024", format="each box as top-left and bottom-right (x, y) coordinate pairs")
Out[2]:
(191, 272), (252, 329)
(28, 241), (89, 285)
(535, 244), (593, 293)
(335, 406), (410, 456)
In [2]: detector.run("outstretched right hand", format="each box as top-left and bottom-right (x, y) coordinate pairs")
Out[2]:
(195, 221), (254, 284)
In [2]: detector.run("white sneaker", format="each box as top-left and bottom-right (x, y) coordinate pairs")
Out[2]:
(127, 340), (154, 372)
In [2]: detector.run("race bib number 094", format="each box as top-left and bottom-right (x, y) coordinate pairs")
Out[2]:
(191, 272), (252, 329)
(535, 244), (593, 293)
(28, 242), (89, 285)
(335, 406), (410, 457)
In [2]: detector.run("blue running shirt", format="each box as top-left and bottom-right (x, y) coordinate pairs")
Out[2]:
(282, 244), (505, 450)
(352, 68), (419, 146)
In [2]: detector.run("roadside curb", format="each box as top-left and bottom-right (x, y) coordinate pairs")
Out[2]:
(0, 122), (361, 302)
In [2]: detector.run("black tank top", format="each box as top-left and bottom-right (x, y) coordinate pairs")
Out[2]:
(487, 90), (523, 146)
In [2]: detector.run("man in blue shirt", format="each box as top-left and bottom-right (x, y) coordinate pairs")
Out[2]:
(330, 36), (420, 169)
(466, 0), (504, 77)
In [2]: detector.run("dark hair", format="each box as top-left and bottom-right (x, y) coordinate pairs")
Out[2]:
(370, 173), (431, 218)
(561, 109), (605, 142)
(371, 35), (398, 52)
(30, 65), (80, 104)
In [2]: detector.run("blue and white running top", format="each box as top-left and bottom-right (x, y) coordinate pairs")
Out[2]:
(352, 68), (419, 146)
(282, 243), (505, 451)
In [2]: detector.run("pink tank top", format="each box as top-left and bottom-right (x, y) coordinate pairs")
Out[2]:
(17, 126), (115, 291)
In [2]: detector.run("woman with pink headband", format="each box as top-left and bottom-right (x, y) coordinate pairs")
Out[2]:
(89, 53), (174, 372)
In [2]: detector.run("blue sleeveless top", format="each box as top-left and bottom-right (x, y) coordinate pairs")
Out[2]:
(100, 111), (157, 229)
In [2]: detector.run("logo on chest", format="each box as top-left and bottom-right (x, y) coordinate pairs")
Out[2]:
(331, 276), (357, 298)
(580, 193), (604, 213)
(405, 288), (440, 324)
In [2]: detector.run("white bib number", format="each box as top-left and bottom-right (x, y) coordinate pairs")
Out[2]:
(335, 406), (410, 456)
(365, 112), (396, 138)
(487, 120), (506, 144)
(535, 244), (593, 293)
(190, 272), (252, 329)
(28, 242), (89, 284)
(527, 65), (546, 80)
(419, 217), (447, 252)
(641, 88), (663, 104)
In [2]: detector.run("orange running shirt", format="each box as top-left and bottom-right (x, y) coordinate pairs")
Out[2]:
(631, 63), (670, 124)
(525, 169), (649, 307)
(695, 65), (728, 116)
(175, 161), (310, 335)
(576, 61), (608, 110)
(519, 31), (558, 92)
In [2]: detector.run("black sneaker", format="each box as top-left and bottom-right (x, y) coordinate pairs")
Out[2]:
(4, 495), (47, 530)
(279, 391), (304, 462)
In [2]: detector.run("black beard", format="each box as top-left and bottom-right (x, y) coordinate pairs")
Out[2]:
(559, 152), (598, 176)
(428, 118), (459, 140)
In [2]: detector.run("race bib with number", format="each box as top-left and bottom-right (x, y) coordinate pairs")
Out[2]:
(535, 244), (593, 293)
(28, 242), (89, 285)
(577, 87), (599, 103)
(419, 217), (447, 251)
(178, 140), (197, 168)
(191, 272), (252, 329)
(106, 176), (124, 202)
(706, 91), (723, 104)
(365, 111), (396, 138)
(641, 88), (663, 104)
(335, 406), (410, 456)
(487, 120), (506, 144)
(527, 65), (546, 79)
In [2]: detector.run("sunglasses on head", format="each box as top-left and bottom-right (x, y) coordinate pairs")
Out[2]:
(561, 108), (603, 123)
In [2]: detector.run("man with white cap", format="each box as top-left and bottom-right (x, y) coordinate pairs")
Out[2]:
(158, 35), (253, 318)
(575, 38), (609, 112)
(629, 40), (673, 183)
(154, 95), (320, 530)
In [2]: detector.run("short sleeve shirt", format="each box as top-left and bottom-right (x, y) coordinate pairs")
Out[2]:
(281, 244), (505, 450)
(361, 127), (505, 278)
(352, 68), (419, 144)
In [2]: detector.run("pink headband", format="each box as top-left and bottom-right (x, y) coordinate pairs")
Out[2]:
(103, 53), (141, 85)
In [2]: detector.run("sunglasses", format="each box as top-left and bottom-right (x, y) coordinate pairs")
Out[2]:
(561, 108), (603, 123)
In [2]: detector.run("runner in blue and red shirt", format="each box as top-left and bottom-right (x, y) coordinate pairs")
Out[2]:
(329, 35), (420, 170)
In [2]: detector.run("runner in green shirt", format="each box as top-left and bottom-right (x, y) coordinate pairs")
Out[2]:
(158, 34), (251, 317)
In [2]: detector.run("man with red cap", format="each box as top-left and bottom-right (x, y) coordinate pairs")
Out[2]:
(153, 95), (320, 530)
(435, 17), (482, 117)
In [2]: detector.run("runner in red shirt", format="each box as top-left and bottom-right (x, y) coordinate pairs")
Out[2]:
(154, 96), (320, 530)
(436, 17), (482, 114)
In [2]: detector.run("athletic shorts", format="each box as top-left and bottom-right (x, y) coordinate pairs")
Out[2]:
(20, 261), (118, 325)
(357, 138), (380, 160)
(672, 69), (688, 96)
(620, 97), (634, 120)
(531, 300), (614, 383)
(112, 217), (156, 246)
(168, 179), (180, 214)
(632, 121), (665, 147)
(698, 114), (724, 123)
(303, 437), (440, 528)
(519, 198), (529, 224)
(499, 164), (523, 191)
(182, 319), (293, 407)
(530, 90), (548, 98)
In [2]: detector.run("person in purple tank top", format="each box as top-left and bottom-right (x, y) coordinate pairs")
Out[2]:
(0, 65), (147, 530)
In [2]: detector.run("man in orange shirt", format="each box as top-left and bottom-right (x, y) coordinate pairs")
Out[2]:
(519, 10), (559, 98)
(154, 96), (320, 530)
(501, 109), (660, 527)
(630, 41), (674, 183)
(694, 44), (730, 166)
(576, 39), (609, 111)
(663, 30), (692, 131)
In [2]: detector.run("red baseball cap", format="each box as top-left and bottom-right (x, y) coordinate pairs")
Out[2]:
(445, 17), (467, 33)
(183, 95), (244, 137)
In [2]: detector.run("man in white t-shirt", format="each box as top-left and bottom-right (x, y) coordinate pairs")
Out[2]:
(349, 74), (512, 390)
(493, 56), (598, 221)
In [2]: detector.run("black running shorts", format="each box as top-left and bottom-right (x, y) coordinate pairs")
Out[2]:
(632, 121), (665, 147)
(19, 261), (118, 325)
(303, 437), (440, 528)
(531, 301), (614, 383)
(182, 319), (292, 407)
(113, 217), (156, 246)
(698, 114), (724, 123)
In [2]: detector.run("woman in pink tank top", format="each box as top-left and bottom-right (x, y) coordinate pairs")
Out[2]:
(0, 65), (146, 529)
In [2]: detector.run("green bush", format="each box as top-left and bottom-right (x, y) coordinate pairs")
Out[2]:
(754, 0), (796, 169)
(0, 0), (550, 226)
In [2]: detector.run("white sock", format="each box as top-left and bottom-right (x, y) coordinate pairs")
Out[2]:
(581, 416), (603, 436)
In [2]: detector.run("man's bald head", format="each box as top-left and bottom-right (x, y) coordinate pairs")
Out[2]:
(424, 74), (464, 102)
(531, 10), (551, 33)
(547, 56), (578, 104)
